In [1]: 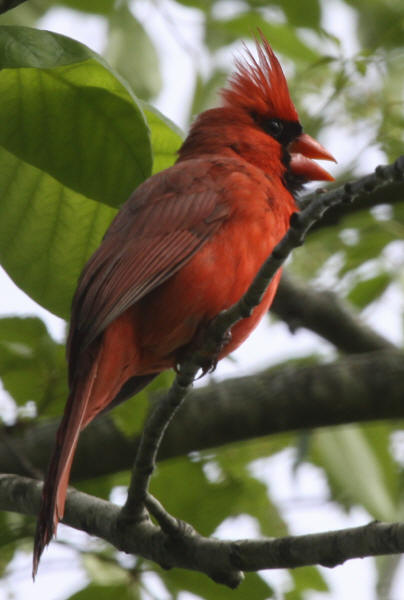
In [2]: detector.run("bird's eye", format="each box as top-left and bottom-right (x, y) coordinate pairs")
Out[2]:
(264, 118), (284, 139)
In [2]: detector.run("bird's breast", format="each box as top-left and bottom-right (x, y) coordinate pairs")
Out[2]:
(133, 181), (295, 371)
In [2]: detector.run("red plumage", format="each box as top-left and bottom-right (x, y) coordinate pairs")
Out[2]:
(33, 34), (335, 577)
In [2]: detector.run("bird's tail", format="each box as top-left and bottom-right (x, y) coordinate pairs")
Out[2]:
(32, 355), (100, 579)
(32, 308), (161, 579)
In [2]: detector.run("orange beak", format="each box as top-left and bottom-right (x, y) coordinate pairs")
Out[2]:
(288, 133), (336, 182)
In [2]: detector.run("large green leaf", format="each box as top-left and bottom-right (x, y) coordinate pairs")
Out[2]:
(0, 26), (152, 206)
(0, 106), (181, 320)
(0, 316), (67, 416)
(0, 146), (116, 319)
(141, 103), (183, 174)
(0, 27), (178, 318)
(311, 425), (398, 521)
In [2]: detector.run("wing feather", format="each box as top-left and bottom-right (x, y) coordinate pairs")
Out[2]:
(67, 158), (231, 382)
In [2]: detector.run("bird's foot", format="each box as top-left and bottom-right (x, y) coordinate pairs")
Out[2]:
(195, 327), (232, 377)
(175, 327), (232, 377)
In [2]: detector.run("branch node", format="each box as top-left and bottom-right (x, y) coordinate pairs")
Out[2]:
(289, 211), (302, 230)
(271, 248), (284, 261)
(341, 182), (355, 203)
(375, 164), (388, 180)
(341, 193), (353, 204)
(363, 180), (376, 193)
(145, 493), (193, 538)
(343, 181), (353, 195)
(393, 155), (404, 179)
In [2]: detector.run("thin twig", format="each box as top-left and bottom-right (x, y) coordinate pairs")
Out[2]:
(300, 155), (404, 230)
(272, 273), (395, 353)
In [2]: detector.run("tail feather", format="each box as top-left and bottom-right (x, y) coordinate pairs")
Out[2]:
(32, 359), (99, 579)
(32, 311), (158, 579)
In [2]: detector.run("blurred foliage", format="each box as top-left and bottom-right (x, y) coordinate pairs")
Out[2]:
(0, 0), (403, 599)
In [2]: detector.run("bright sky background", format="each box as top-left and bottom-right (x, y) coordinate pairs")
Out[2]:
(1, 1), (403, 599)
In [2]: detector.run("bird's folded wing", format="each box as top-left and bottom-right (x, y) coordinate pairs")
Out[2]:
(67, 159), (231, 375)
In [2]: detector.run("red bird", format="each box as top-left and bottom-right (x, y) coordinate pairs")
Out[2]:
(33, 36), (335, 575)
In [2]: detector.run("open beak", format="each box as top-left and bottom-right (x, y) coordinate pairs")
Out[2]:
(288, 133), (336, 182)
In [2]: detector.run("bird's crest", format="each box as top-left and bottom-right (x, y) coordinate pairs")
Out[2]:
(222, 32), (298, 122)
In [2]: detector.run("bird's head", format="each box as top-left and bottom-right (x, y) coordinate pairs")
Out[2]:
(221, 33), (336, 192)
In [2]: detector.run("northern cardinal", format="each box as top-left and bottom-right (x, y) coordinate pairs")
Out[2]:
(33, 34), (335, 575)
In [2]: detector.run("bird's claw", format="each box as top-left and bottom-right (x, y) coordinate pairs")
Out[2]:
(197, 329), (232, 377)
(175, 328), (232, 378)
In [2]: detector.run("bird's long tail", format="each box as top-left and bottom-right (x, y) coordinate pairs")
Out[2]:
(32, 355), (99, 579)
(32, 309), (161, 579)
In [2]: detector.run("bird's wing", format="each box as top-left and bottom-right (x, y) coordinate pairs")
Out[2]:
(67, 158), (231, 378)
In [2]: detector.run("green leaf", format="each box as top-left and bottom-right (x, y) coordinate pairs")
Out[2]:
(76, 470), (130, 501)
(361, 423), (401, 507)
(174, 0), (214, 11)
(289, 566), (328, 597)
(347, 273), (391, 309)
(0, 146), (116, 319)
(112, 371), (174, 437)
(215, 438), (294, 536)
(162, 567), (274, 600)
(0, 512), (33, 576)
(69, 584), (139, 600)
(151, 436), (291, 540)
(0, 316), (67, 414)
(0, 26), (153, 317)
(280, 0), (321, 29)
(151, 458), (237, 536)
(141, 102), (183, 174)
(82, 555), (130, 587)
(312, 425), (398, 521)
(54, 0), (117, 14)
(0, 26), (152, 206)
(340, 229), (395, 275)
(106, 6), (162, 101)
(0, 1), (48, 27)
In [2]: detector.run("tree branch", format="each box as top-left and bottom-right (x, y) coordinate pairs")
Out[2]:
(273, 272), (395, 353)
(2, 473), (404, 588)
(301, 155), (404, 231)
(1, 350), (403, 480)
